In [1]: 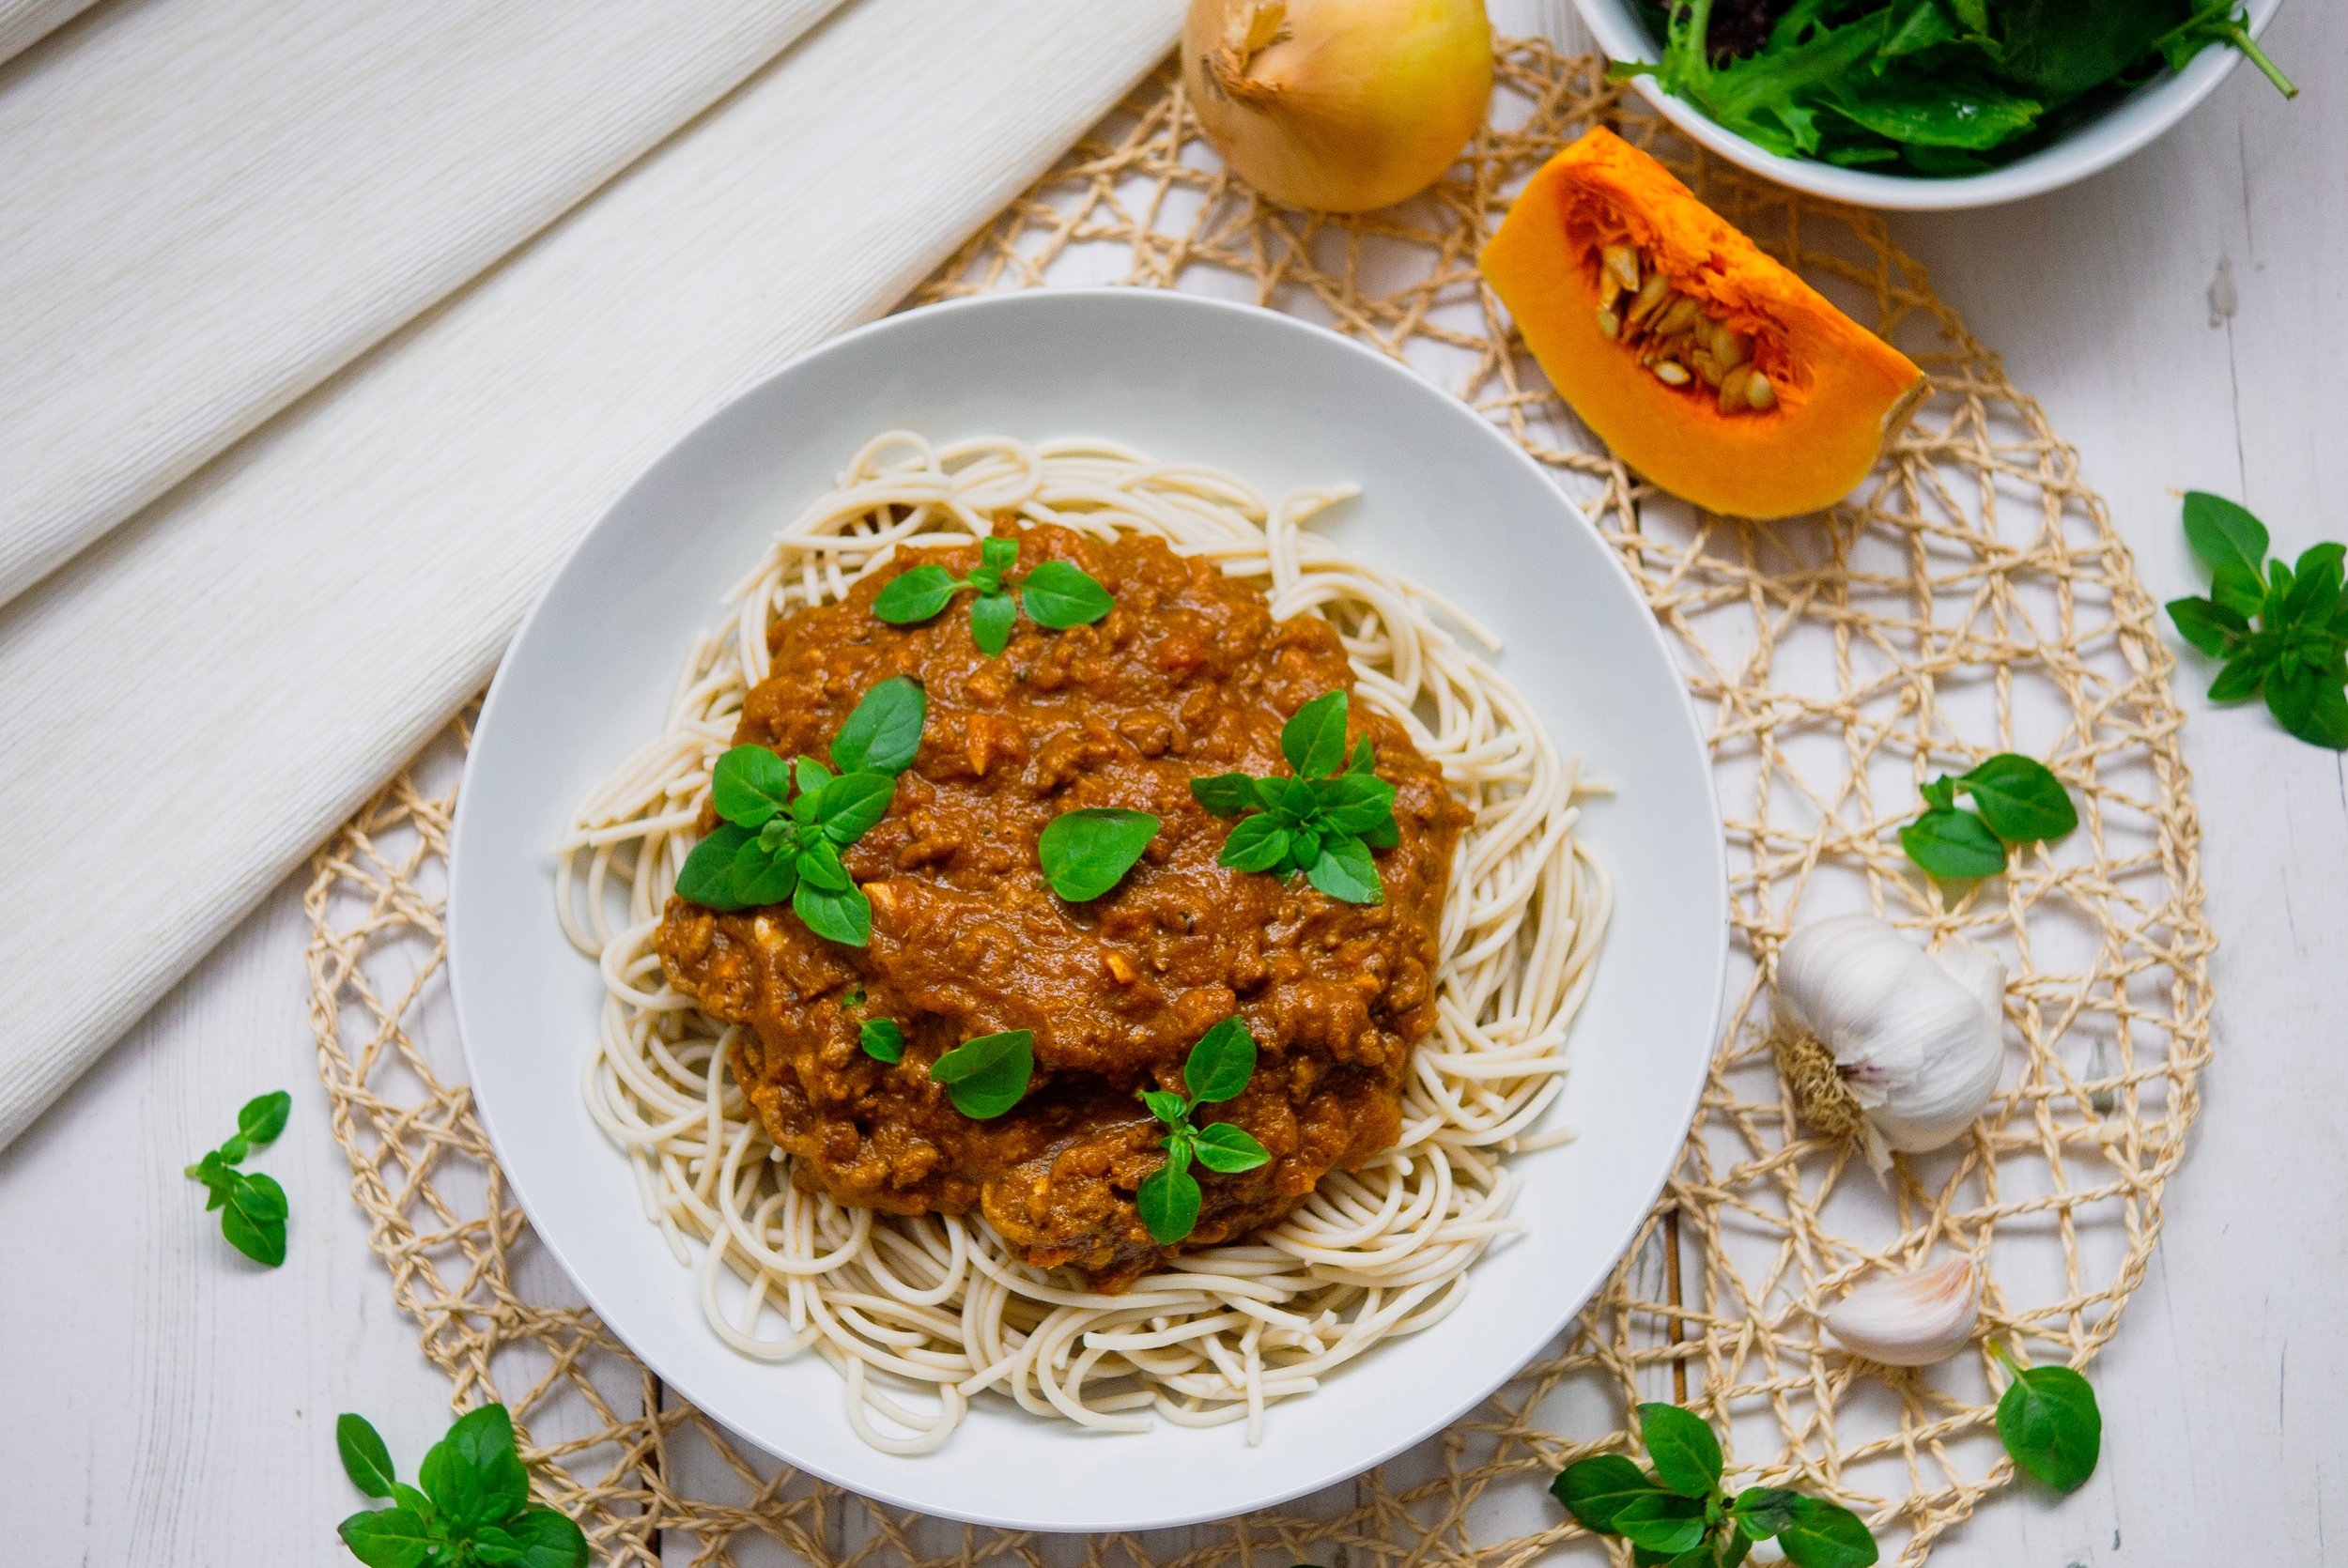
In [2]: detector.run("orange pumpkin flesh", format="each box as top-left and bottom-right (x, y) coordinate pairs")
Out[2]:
(1478, 127), (1924, 520)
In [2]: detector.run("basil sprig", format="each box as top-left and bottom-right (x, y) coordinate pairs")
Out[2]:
(871, 535), (1114, 656)
(184, 1090), (293, 1267)
(1038, 807), (1161, 901)
(1900, 753), (2076, 883)
(1991, 1342), (2102, 1492)
(673, 677), (926, 945)
(334, 1405), (587, 1568)
(1192, 689), (1398, 906)
(929, 1028), (1034, 1118)
(1555, 1403), (1877, 1568)
(858, 1018), (905, 1064)
(2165, 491), (2348, 748)
(1135, 1017), (1272, 1245)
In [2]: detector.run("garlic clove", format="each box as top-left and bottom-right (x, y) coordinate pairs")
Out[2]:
(1821, 1257), (1979, 1367)
(1773, 915), (2006, 1170)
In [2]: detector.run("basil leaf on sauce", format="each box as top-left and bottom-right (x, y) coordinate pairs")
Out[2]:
(828, 675), (926, 776)
(1182, 1016), (1256, 1103)
(968, 590), (1018, 656)
(792, 882), (872, 947)
(981, 536), (1018, 576)
(677, 823), (754, 909)
(1217, 813), (1291, 873)
(1190, 773), (1259, 817)
(1021, 559), (1116, 628)
(1037, 807), (1161, 901)
(710, 745), (794, 827)
(928, 1028), (1034, 1119)
(1190, 1121), (1270, 1173)
(729, 836), (800, 905)
(858, 1019), (904, 1064)
(872, 562), (961, 623)
(1280, 689), (1352, 779)
(1306, 833), (1382, 905)
(1136, 1157), (1201, 1247)
(1142, 1088), (1191, 1124)
(814, 770), (897, 844)
(1311, 771), (1398, 834)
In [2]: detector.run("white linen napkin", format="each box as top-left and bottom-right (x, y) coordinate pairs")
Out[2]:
(0, 0), (847, 607)
(0, 0), (1184, 1148)
(0, 0), (94, 69)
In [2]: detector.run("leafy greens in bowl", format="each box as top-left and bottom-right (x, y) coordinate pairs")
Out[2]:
(1574, 0), (2292, 208)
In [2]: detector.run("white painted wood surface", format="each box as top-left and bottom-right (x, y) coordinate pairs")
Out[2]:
(3, 3), (2342, 1562)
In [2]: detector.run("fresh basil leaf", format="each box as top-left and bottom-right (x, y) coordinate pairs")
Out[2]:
(2285, 679), (2348, 749)
(1274, 776), (1319, 824)
(1712, 1534), (1754, 1568)
(2284, 541), (2345, 625)
(793, 881), (872, 947)
(1183, 1016), (1257, 1103)
(1637, 1403), (1724, 1499)
(337, 1506), (437, 1568)
(1360, 812), (1399, 850)
(1190, 1120), (1270, 1172)
(1775, 1495), (1878, 1568)
(795, 835), (852, 894)
(1995, 1362), (2101, 1491)
(482, 1508), (589, 1568)
(2208, 644), (2273, 703)
(1218, 813), (1291, 873)
(1899, 807), (2007, 880)
(981, 536), (1018, 576)
(1281, 690), (1351, 779)
(419, 1404), (530, 1530)
(220, 1172), (288, 1267)
(794, 756), (833, 795)
(1346, 733), (1377, 775)
(969, 591), (1017, 656)
(1306, 834), (1383, 905)
(1021, 559), (1116, 628)
(1190, 774), (1259, 817)
(730, 837), (800, 906)
(336, 1414), (400, 1499)
(1552, 1453), (1666, 1532)
(709, 746), (794, 828)
(1136, 1158), (1202, 1244)
(1919, 776), (1957, 811)
(2166, 595), (2247, 656)
(928, 1029), (1034, 1118)
(814, 770), (896, 844)
(872, 562), (962, 623)
(1037, 807), (1161, 901)
(2181, 491), (2269, 582)
(1290, 823), (1323, 869)
(2208, 558), (2265, 620)
(1610, 1492), (1709, 1556)
(1142, 1088), (1191, 1126)
(1731, 1487), (1799, 1539)
(237, 1090), (292, 1147)
(859, 1019), (904, 1064)
(828, 676), (926, 776)
(1955, 754), (2076, 843)
(1311, 772), (1398, 836)
(676, 823), (753, 908)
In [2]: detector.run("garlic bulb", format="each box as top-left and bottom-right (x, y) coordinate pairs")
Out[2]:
(1821, 1257), (1979, 1366)
(1772, 915), (2005, 1171)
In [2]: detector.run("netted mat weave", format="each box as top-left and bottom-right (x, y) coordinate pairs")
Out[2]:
(306, 42), (2212, 1568)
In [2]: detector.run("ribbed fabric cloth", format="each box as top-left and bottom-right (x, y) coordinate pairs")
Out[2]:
(0, 0), (1183, 1147)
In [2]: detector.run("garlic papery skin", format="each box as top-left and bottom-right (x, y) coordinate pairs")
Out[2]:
(1822, 1258), (1979, 1367)
(1772, 915), (2005, 1171)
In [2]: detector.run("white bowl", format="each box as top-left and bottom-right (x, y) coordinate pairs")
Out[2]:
(1571, 0), (2283, 209)
(447, 288), (1726, 1531)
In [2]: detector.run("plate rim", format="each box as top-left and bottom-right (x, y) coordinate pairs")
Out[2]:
(447, 285), (1728, 1531)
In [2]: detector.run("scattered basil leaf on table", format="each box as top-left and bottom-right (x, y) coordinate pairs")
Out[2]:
(858, 1018), (905, 1064)
(1135, 1017), (1272, 1245)
(2164, 491), (2348, 749)
(870, 535), (1114, 655)
(1899, 753), (2074, 882)
(929, 1029), (1034, 1119)
(1037, 807), (1161, 901)
(1553, 1400), (1877, 1568)
(1190, 690), (1399, 905)
(1990, 1342), (2102, 1492)
(183, 1090), (293, 1267)
(334, 1405), (587, 1568)
(674, 678), (928, 944)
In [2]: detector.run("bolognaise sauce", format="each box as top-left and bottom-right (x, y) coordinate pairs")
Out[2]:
(656, 523), (1467, 1290)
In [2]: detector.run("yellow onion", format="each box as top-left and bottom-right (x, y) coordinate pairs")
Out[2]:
(1180, 0), (1493, 213)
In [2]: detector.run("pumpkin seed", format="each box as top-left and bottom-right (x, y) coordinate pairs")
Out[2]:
(1712, 325), (1750, 368)
(1718, 363), (1751, 412)
(1626, 274), (1671, 330)
(1746, 372), (1777, 410)
(1656, 296), (1706, 338)
(1691, 349), (1722, 387)
(1603, 243), (1641, 293)
(1595, 307), (1621, 339)
(1653, 361), (1691, 386)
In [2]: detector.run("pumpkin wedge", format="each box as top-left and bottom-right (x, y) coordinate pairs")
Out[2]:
(1479, 127), (1924, 520)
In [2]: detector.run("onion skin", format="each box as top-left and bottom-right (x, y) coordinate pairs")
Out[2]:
(1181, 0), (1493, 213)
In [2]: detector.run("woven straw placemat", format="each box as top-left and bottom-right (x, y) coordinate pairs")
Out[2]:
(306, 43), (2211, 1568)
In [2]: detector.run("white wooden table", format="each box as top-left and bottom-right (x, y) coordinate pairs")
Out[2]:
(3, 6), (2341, 1563)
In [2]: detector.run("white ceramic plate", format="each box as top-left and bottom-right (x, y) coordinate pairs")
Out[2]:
(1572, 0), (2281, 210)
(447, 289), (1726, 1531)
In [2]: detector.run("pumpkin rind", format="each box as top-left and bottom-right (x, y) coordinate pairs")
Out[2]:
(1478, 127), (1924, 520)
